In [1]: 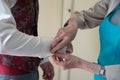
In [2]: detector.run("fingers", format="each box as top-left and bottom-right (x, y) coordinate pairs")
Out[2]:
(51, 37), (69, 53)
(43, 71), (54, 80)
(42, 62), (54, 80)
(51, 33), (64, 49)
(51, 28), (64, 48)
(66, 43), (73, 54)
(51, 28), (70, 53)
(51, 54), (68, 64)
(54, 54), (68, 59)
(51, 19), (78, 53)
(50, 55), (67, 70)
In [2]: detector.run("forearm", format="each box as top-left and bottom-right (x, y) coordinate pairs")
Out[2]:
(67, 0), (109, 29)
(77, 58), (101, 75)
(0, 0), (53, 58)
(0, 29), (53, 58)
(81, 64), (120, 79)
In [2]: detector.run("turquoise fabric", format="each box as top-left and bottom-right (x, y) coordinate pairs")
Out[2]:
(94, 5), (120, 80)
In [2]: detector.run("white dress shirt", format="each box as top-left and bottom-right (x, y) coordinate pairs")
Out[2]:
(0, 0), (53, 58)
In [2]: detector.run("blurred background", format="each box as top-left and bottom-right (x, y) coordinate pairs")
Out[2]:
(38, 0), (99, 80)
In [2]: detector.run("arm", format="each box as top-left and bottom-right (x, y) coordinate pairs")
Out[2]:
(51, 54), (120, 80)
(0, 0), (52, 58)
(76, 57), (101, 75)
(51, 0), (110, 53)
(70, 0), (109, 29)
(51, 54), (101, 75)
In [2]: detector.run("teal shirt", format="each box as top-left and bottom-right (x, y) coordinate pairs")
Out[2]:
(94, 5), (120, 80)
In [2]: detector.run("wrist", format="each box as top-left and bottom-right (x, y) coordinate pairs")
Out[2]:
(68, 17), (79, 29)
(70, 12), (81, 28)
(76, 58), (85, 69)
(99, 65), (105, 77)
(70, 58), (83, 68)
(92, 63), (105, 77)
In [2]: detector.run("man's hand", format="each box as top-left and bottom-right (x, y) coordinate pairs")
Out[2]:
(51, 19), (78, 53)
(40, 61), (54, 80)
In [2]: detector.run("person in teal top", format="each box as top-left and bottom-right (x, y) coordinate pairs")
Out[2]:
(50, 0), (120, 80)
(95, 5), (120, 80)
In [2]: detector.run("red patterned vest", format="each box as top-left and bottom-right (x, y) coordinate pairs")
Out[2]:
(0, 0), (42, 73)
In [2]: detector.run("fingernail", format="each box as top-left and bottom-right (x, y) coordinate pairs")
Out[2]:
(66, 50), (70, 53)
(51, 50), (54, 53)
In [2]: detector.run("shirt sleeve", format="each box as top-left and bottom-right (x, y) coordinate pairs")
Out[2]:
(0, 0), (53, 58)
(105, 65), (120, 80)
(71, 0), (110, 29)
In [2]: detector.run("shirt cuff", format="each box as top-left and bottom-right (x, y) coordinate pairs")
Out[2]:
(40, 57), (49, 65)
(38, 36), (53, 58)
(105, 65), (120, 80)
(71, 11), (85, 29)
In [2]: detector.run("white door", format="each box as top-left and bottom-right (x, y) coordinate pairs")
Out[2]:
(38, 0), (63, 80)
(62, 0), (100, 80)
(38, 0), (100, 80)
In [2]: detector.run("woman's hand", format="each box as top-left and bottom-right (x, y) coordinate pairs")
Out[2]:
(50, 53), (101, 76)
(50, 54), (81, 70)
(51, 19), (78, 53)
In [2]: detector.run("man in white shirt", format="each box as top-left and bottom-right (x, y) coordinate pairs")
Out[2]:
(0, 0), (54, 80)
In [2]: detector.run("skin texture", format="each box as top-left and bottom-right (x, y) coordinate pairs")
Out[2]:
(50, 14), (105, 78)
(51, 18), (78, 53)
(51, 54), (81, 70)
(50, 53), (102, 76)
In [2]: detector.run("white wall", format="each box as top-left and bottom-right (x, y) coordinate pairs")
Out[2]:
(38, 0), (63, 80)
(38, 0), (63, 37)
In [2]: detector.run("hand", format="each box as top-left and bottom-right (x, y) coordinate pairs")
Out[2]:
(40, 61), (54, 80)
(66, 43), (73, 54)
(50, 54), (81, 70)
(51, 19), (78, 53)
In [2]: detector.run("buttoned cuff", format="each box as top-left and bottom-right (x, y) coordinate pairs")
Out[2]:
(40, 57), (49, 65)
